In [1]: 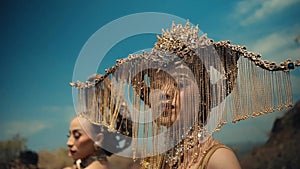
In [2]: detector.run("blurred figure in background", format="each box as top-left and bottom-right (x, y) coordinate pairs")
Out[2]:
(10, 150), (39, 169)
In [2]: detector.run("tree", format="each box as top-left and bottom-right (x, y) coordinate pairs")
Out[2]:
(0, 134), (27, 163)
(38, 148), (73, 169)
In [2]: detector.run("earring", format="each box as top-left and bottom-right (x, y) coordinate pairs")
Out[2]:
(94, 142), (101, 151)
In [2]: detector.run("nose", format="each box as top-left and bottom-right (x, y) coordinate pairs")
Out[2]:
(67, 136), (74, 148)
(163, 102), (175, 109)
(161, 99), (172, 108)
(172, 92), (179, 108)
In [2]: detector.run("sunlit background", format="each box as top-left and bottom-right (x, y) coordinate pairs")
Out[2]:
(1, 0), (299, 155)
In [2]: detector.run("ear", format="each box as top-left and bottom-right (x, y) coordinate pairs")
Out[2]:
(94, 133), (104, 147)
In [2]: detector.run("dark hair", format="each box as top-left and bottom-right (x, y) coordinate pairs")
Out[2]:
(19, 150), (39, 165)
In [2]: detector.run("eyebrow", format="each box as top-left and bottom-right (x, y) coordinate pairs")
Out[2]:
(69, 129), (83, 133)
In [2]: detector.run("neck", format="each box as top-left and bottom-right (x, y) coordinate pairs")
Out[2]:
(76, 152), (107, 169)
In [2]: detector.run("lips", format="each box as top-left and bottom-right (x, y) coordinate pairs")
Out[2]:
(69, 149), (76, 155)
(161, 104), (175, 117)
(162, 110), (171, 117)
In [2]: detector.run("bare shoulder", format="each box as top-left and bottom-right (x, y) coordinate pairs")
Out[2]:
(207, 147), (241, 169)
(85, 160), (110, 169)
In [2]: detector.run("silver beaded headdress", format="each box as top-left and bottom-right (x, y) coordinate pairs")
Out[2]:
(70, 21), (299, 168)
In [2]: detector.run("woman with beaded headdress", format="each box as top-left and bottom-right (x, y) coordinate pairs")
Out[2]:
(67, 76), (132, 169)
(70, 21), (299, 169)
(125, 22), (242, 168)
(130, 67), (241, 169)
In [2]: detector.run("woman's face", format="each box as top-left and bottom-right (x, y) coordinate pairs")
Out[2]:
(152, 75), (199, 127)
(67, 117), (95, 160)
(150, 76), (181, 127)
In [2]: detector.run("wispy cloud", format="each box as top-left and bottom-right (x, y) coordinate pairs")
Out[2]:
(234, 0), (300, 26)
(291, 72), (300, 100)
(235, 0), (261, 16)
(245, 24), (300, 101)
(2, 120), (50, 138)
(39, 105), (76, 122)
(0, 105), (76, 140)
(246, 24), (300, 63)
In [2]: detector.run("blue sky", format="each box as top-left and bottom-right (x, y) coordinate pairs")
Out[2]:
(0, 0), (299, 151)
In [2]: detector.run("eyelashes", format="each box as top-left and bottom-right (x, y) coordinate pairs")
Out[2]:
(73, 132), (81, 139)
(67, 131), (82, 139)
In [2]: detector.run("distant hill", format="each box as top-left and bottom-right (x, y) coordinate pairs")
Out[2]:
(239, 100), (300, 169)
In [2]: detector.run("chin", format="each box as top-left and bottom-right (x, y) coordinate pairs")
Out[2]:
(71, 155), (78, 161)
(155, 117), (176, 127)
(69, 154), (80, 161)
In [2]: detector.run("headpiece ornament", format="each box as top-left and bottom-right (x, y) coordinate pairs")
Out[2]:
(70, 21), (299, 168)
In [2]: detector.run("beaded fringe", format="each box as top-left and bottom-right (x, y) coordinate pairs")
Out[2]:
(70, 21), (299, 169)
